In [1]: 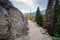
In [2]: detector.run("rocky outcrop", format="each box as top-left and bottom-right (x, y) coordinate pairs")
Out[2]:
(0, 0), (28, 40)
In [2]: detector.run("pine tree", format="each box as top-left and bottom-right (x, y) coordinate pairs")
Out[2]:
(35, 7), (43, 27)
(54, 0), (60, 37)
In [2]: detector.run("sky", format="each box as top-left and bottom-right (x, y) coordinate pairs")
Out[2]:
(10, 0), (48, 13)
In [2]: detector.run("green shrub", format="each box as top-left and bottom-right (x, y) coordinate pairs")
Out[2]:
(52, 37), (60, 40)
(25, 13), (35, 22)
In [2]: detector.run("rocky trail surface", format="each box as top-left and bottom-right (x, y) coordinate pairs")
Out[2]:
(27, 20), (52, 40)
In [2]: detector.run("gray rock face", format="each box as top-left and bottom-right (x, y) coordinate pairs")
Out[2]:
(0, 0), (28, 40)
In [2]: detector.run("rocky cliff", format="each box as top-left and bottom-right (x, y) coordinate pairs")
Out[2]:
(0, 0), (28, 40)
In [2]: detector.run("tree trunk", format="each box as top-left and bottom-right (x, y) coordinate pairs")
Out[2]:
(44, 0), (55, 36)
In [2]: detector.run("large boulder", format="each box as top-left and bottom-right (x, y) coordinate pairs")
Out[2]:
(0, 0), (28, 40)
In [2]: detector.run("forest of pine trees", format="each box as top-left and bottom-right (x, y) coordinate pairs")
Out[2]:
(54, 0), (60, 37)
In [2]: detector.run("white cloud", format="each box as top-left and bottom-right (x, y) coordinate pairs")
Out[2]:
(15, 0), (35, 7)
(10, 0), (47, 13)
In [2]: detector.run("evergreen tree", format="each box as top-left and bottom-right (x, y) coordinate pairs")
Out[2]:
(54, 0), (60, 37)
(35, 7), (43, 27)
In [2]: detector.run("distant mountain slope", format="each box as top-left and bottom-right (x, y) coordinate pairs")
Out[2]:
(23, 10), (46, 17)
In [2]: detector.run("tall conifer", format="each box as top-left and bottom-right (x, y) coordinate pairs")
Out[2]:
(35, 7), (43, 27)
